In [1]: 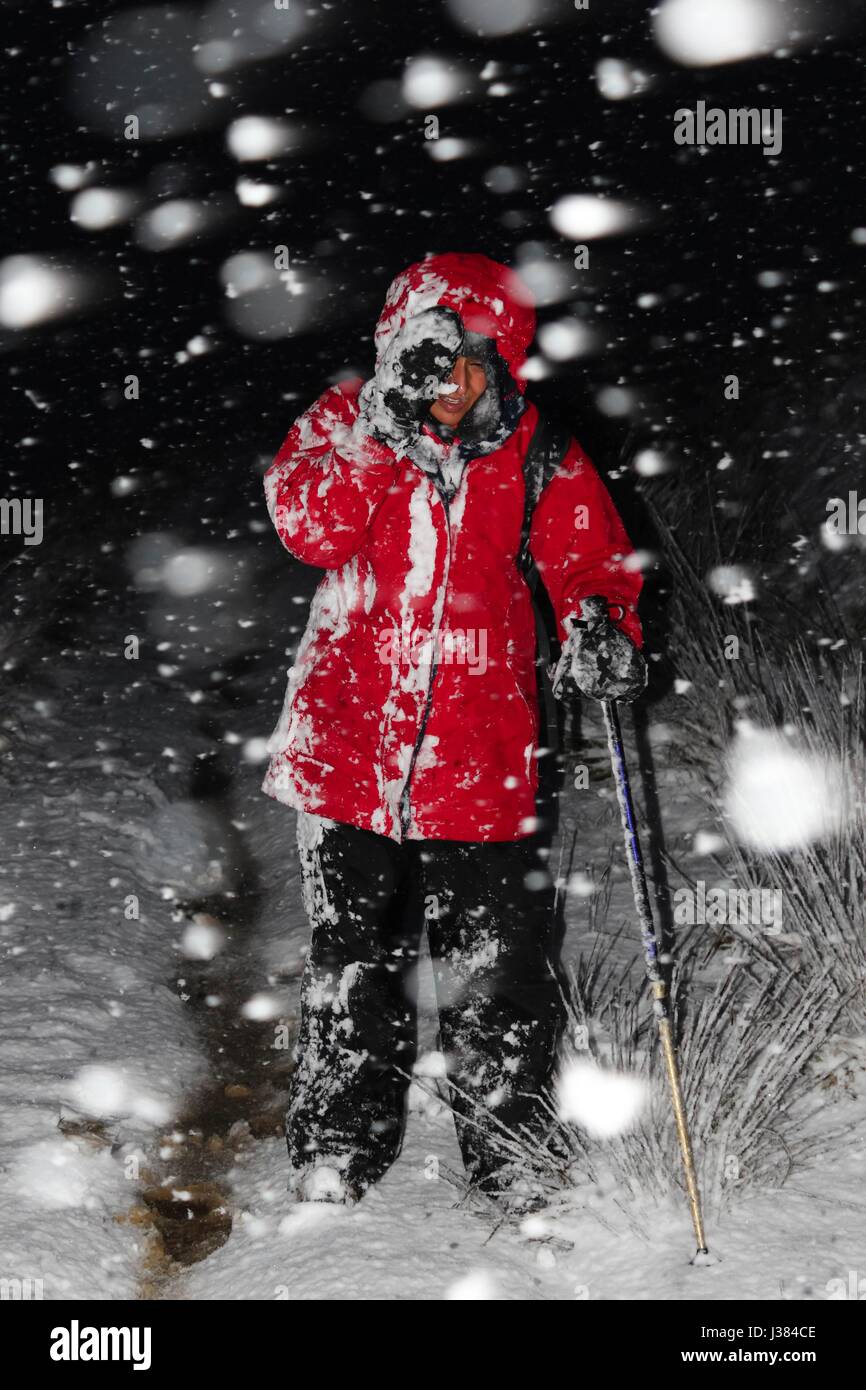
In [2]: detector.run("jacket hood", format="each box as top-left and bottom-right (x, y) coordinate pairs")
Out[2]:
(373, 252), (537, 394)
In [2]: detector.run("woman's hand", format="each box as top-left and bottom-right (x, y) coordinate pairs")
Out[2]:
(551, 595), (647, 703)
(358, 306), (464, 447)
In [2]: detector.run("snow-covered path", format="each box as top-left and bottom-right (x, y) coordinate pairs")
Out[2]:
(0, 607), (213, 1297)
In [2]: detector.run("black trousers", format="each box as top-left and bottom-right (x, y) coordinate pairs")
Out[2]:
(287, 815), (568, 1195)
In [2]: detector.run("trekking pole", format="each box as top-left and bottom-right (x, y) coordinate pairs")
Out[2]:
(600, 697), (709, 1258)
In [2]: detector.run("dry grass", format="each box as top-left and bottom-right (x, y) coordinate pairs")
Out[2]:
(648, 492), (866, 1027)
(428, 940), (854, 1224)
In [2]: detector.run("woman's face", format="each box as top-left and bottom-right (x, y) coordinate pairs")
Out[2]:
(429, 353), (488, 427)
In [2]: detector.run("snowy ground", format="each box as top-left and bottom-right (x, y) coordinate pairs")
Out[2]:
(170, 1103), (866, 1303)
(0, 605), (212, 1297)
(1, 545), (864, 1302)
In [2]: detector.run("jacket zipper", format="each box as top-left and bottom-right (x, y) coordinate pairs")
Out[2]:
(397, 480), (453, 838)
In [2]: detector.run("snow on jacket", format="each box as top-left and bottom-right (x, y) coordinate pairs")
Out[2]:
(261, 252), (643, 842)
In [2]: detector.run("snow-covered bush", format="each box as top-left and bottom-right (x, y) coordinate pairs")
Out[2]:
(426, 941), (851, 1223)
(552, 951), (851, 1219)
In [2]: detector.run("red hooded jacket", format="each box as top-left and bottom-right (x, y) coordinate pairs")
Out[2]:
(262, 253), (643, 841)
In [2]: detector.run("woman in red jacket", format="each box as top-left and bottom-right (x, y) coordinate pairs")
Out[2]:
(262, 252), (646, 1209)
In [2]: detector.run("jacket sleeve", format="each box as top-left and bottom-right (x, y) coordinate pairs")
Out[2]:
(264, 383), (399, 568)
(528, 437), (644, 649)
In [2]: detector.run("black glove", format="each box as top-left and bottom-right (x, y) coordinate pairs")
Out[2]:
(358, 307), (464, 448)
(551, 594), (647, 703)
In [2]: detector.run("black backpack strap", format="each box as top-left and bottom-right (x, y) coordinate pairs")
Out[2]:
(517, 411), (573, 580)
(516, 412), (573, 841)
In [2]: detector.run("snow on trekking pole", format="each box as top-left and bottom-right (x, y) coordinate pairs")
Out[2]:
(600, 697), (710, 1259)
